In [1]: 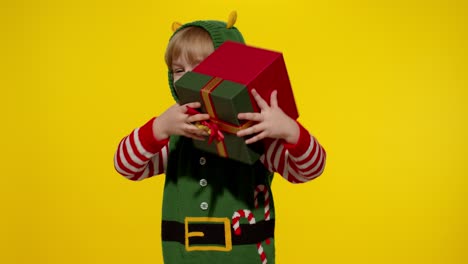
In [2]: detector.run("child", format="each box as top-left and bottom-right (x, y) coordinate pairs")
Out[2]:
(114, 12), (326, 264)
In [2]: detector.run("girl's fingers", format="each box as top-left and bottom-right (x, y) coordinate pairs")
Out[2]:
(270, 90), (279, 108)
(237, 112), (263, 121)
(187, 122), (211, 136)
(184, 102), (201, 109)
(184, 123), (208, 135)
(251, 89), (269, 109)
(236, 123), (264, 137)
(187, 113), (210, 123)
(181, 102), (210, 123)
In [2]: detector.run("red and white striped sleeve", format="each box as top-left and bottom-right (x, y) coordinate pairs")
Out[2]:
(260, 122), (326, 183)
(114, 118), (169, 181)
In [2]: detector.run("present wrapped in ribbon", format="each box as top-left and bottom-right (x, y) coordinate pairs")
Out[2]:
(175, 41), (298, 164)
(176, 72), (263, 164)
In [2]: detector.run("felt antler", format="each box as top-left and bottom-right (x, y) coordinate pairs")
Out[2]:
(226, 11), (237, 28)
(172, 21), (182, 32)
(172, 11), (237, 32)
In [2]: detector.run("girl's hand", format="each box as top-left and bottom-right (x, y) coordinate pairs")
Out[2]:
(153, 102), (210, 141)
(237, 89), (299, 144)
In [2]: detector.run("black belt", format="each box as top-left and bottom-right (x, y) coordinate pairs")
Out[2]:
(162, 218), (274, 247)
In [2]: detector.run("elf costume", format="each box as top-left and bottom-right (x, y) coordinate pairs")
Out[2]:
(114, 12), (326, 264)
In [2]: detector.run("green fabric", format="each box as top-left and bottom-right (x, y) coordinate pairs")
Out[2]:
(174, 20), (245, 49)
(163, 136), (275, 263)
(162, 240), (275, 264)
(168, 20), (245, 102)
(192, 133), (263, 165)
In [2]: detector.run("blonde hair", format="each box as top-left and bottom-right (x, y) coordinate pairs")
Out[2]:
(165, 27), (214, 70)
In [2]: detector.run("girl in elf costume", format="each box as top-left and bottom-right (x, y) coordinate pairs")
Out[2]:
(114, 12), (326, 264)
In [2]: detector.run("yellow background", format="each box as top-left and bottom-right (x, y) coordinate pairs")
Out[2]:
(1, 0), (467, 263)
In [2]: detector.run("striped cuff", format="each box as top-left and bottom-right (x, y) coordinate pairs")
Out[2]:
(283, 122), (312, 157)
(139, 117), (169, 154)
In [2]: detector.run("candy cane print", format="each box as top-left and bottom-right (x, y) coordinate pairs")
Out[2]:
(231, 209), (255, 235)
(232, 209), (267, 264)
(254, 185), (271, 245)
(254, 185), (270, 220)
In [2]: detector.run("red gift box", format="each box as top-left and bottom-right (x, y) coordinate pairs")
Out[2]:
(193, 41), (299, 120)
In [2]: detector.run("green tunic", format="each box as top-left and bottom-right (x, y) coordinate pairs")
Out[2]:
(162, 136), (275, 264)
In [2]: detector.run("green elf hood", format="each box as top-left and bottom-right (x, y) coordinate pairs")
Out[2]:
(167, 11), (245, 102)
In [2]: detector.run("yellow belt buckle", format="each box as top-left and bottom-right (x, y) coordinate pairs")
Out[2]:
(185, 217), (232, 252)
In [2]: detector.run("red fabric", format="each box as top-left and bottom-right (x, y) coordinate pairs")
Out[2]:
(139, 117), (169, 153)
(283, 122), (311, 155)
